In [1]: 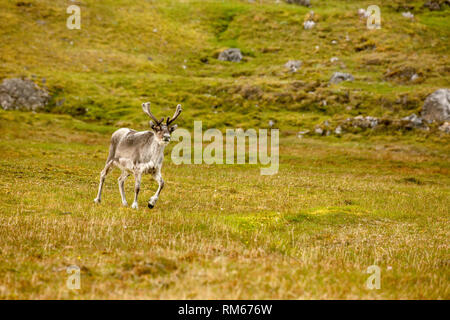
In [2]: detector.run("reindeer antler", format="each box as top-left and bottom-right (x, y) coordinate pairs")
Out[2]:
(142, 102), (163, 125)
(167, 104), (182, 125)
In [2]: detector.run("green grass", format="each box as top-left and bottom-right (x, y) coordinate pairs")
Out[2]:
(0, 110), (448, 299)
(0, 0), (449, 299)
(1, 0), (449, 131)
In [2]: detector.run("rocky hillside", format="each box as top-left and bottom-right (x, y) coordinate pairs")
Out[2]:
(0, 0), (449, 136)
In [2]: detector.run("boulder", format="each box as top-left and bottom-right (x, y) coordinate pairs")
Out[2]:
(329, 72), (354, 84)
(424, 1), (447, 11)
(402, 12), (414, 19)
(285, 0), (311, 7)
(314, 127), (323, 135)
(218, 48), (243, 62)
(438, 122), (450, 133)
(285, 60), (302, 72)
(303, 20), (315, 30)
(0, 78), (50, 112)
(421, 89), (450, 122)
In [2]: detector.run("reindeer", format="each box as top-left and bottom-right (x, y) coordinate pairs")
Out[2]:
(94, 102), (182, 209)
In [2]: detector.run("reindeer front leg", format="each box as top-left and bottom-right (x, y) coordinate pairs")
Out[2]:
(148, 172), (164, 209)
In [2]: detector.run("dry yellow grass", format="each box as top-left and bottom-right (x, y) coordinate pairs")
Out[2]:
(0, 111), (448, 299)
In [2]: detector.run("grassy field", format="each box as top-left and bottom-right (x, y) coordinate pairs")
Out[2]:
(0, 0), (449, 299)
(0, 111), (448, 299)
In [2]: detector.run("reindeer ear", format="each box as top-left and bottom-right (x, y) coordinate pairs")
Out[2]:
(170, 124), (178, 132)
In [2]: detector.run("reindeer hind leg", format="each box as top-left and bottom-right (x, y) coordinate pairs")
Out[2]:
(118, 170), (130, 206)
(94, 160), (114, 203)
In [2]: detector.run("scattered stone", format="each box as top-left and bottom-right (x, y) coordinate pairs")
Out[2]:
(331, 40), (338, 45)
(285, 0), (311, 7)
(312, 111), (449, 137)
(385, 66), (419, 83)
(329, 72), (354, 84)
(0, 78), (50, 112)
(218, 48), (243, 62)
(438, 122), (450, 133)
(268, 119), (275, 127)
(421, 89), (450, 122)
(285, 60), (302, 72)
(303, 20), (315, 30)
(330, 57), (339, 63)
(314, 127), (324, 135)
(402, 113), (423, 127)
(402, 12), (414, 19)
(424, 1), (443, 11)
(297, 130), (310, 138)
(356, 116), (378, 128)
(358, 8), (370, 18)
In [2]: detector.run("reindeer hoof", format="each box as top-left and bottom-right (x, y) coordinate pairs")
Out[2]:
(94, 198), (101, 204)
(148, 203), (154, 209)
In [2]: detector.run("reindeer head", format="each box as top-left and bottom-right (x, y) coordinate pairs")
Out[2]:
(142, 102), (182, 145)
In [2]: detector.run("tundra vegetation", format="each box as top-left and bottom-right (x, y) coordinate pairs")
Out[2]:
(0, 0), (449, 299)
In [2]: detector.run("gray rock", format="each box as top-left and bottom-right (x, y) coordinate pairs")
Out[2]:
(0, 78), (50, 112)
(365, 116), (378, 128)
(424, 1), (442, 11)
(285, 60), (302, 72)
(421, 89), (450, 122)
(314, 127), (324, 135)
(402, 113), (423, 127)
(330, 72), (354, 84)
(335, 126), (342, 135)
(358, 8), (370, 18)
(410, 73), (419, 81)
(218, 48), (243, 62)
(285, 0), (311, 7)
(303, 20), (315, 30)
(402, 12), (414, 19)
(438, 122), (450, 134)
(297, 130), (309, 138)
(350, 115), (378, 128)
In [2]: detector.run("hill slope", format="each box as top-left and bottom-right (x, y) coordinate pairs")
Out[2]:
(1, 0), (449, 133)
